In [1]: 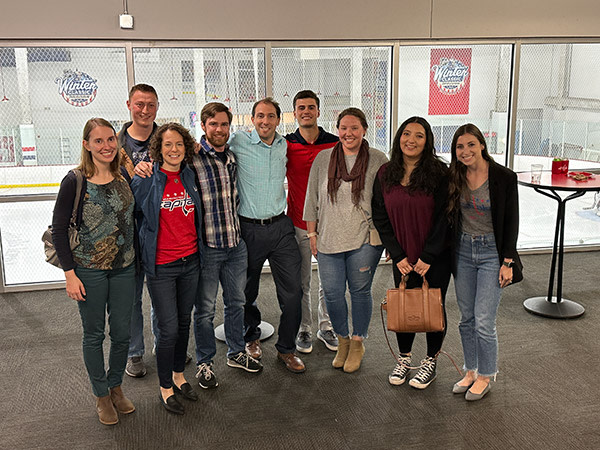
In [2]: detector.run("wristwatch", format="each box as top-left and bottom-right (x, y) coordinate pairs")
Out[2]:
(502, 260), (514, 268)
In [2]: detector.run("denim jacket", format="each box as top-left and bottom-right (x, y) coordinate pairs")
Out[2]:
(131, 162), (203, 276)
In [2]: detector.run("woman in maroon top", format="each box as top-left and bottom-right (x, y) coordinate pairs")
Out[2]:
(372, 116), (451, 390)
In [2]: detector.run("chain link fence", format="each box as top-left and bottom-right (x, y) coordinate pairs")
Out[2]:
(515, 43), (600, 170)
(272, 46), (392, 152)
(133, 47), (265, 139)
(398, 44), (512, 162)
(0, 47), (128, 170)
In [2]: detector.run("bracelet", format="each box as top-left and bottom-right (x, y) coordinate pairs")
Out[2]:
(306, 232), (318, 238)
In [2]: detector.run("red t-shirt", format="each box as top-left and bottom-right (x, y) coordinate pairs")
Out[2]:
(155, 168), (197, 265)
(286, 130), (338, 230)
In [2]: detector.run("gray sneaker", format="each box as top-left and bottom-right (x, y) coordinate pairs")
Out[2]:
(295, 331), (313, 353)
(227, 352), (263, 373)
(317, 329), (338, 351)
(125, 356), (146, 378)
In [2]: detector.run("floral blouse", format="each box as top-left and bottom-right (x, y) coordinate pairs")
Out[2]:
(72, 178), (134, 270)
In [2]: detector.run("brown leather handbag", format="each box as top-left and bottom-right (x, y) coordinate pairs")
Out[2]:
(382, 275), (445, 333)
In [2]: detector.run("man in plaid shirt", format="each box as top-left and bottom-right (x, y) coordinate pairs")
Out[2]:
(191, 102), (263, 390)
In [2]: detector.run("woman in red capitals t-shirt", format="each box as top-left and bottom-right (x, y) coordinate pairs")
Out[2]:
(131, 123), (203, 415)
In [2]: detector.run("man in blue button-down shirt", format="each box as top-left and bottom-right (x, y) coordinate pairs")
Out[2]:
(229, 98), (305, 374)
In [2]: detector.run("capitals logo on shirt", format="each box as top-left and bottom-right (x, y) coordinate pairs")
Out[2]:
(161, 191), (195, 216)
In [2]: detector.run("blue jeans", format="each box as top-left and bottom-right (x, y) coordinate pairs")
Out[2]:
(454, 232), (502, 377)
(127, 270), (159, 358)
(146, 253), (199, 389)
(76, 264), (135, 397)
(194, 241), (247, 364)
(317, 244), (383, 338)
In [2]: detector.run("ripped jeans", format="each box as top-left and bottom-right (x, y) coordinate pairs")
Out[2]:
(317, 243), (383, 338)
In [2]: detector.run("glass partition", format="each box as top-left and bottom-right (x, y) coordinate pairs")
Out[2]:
(0, 199), (63, 285)
(397, 44), (513, 163)
(516, 43), (600, 248)
(0, 47), (129, 194)
(1, 40), (600, 290)
(272, 46), (392, 152)
(133, 47), (266, 137)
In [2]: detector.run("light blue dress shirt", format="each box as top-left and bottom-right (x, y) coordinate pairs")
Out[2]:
(229, 128), (287, 219)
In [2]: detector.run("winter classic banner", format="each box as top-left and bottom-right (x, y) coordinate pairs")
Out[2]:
(428, 48), (471, 115)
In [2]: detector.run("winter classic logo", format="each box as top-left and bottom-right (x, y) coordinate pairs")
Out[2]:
(55, 70), (98, 107)
(430, 58), (469, 95)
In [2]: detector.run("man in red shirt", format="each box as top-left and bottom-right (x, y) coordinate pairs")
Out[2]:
(285, 90), (339, 354)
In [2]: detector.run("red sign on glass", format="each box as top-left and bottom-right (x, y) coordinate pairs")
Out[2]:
(428, 48), (471, 115)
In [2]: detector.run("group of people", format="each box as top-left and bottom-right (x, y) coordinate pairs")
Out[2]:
(51, 84), (522, 425)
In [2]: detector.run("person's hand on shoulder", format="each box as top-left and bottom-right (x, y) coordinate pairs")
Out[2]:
(134, 161), (153, 178)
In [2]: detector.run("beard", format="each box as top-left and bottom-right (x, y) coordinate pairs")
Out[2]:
(207, 133), (229, 148)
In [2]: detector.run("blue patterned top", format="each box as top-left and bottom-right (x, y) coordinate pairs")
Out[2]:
(72, 178), (135, 270)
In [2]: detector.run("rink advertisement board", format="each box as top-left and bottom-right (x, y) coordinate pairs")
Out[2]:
(428, 48), (471, 115)
(0, 136), (15, 165)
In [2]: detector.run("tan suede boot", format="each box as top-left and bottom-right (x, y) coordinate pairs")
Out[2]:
(110, 385), (135, 414)
(96, 395), (118, 425)
(343, 339), (365, 373)
(332, 336), (351, 369)
(331, 336), (350, 369)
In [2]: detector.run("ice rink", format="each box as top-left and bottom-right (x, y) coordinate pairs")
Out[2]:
(1, 156), (599, 287)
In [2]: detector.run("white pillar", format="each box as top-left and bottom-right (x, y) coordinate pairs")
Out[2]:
(193, 49), (206, 140)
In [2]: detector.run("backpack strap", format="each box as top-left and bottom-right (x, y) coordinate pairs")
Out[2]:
(71, 169), (84, 229)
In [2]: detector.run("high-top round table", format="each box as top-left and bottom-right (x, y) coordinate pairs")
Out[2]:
(517, 171), (600, 319)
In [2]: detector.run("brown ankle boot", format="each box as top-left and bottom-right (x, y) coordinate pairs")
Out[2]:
(343, 339), (365, 373)
(110, 385), (135, 414)
(96, 395), (118, 425)
(332, 336), (351, 369)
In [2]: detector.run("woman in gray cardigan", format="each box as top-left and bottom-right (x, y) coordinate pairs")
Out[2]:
(304, 107), (388, 373)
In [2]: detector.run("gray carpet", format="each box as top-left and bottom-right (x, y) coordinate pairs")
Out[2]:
(1, 252), (599, 450)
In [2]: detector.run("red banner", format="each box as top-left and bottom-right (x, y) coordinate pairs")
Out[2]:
(428, 48), (471, 115)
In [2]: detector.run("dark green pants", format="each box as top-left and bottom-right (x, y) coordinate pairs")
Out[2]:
(76, 265), (135, 397)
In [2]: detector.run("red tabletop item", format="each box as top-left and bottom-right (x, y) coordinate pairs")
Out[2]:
(551, 159), (569, 174)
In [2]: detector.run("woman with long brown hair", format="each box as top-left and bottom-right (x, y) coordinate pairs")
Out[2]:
(372, 116), (451, 390)
(52, 118), (136, 425)
(447, 123), (522, 401)
(304, 107), (387, 373)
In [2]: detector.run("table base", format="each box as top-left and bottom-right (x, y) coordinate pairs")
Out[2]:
(523, 296), (585, 319)
(214, 321), (275, 342)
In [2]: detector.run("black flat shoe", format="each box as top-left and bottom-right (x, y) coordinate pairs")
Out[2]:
(173, 382), (198, 401)
(159, 392), (184, 415)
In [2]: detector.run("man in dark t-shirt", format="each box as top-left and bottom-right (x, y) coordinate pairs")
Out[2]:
(119, 84), (159, 378)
